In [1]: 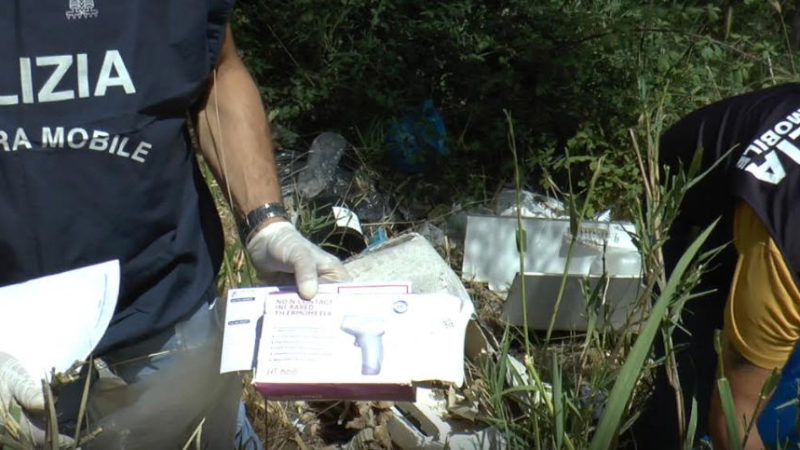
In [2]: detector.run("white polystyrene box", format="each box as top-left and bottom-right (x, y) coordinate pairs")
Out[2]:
(461, 215), (641, 292)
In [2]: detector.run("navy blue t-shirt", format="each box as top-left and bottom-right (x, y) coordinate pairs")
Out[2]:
(0, 0), (233, 353)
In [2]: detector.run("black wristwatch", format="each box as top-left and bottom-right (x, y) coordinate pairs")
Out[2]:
(239, 202), (289, 243)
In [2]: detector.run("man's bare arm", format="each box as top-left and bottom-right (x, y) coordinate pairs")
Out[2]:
(710, 340), (773, 450)
(195, 24), (282, 221)
(192, 24), (350, 298)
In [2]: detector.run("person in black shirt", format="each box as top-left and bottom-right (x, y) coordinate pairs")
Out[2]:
(636, 83), (800, 448)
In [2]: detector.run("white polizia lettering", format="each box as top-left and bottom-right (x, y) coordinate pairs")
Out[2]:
(19, 58), (34, 104)
(94, 50), (136, 96)
(37, 55), (75, 103)
(0, 49), (136, 105)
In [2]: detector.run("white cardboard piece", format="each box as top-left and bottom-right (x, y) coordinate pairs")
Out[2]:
(502, 272), (643, 331)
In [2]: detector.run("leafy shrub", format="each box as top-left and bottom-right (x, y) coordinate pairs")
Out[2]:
(232, 0), (796, 215)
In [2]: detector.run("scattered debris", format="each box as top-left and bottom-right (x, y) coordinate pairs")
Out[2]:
(462, 212), (640, 292)
(297, 132), (349, 199)
(413, 221), (447, 252)
(340, 232), (508, 449)
(578, 382), (608, 421)
(504, 354), (552, 406)
(461, 190), (644, 330)
(385, 99), (448, 174)
(493, 189), (567, 219)
(386, 387), (506, 449)
(446, 385), (480, 422)
(308, 204), (368, 259)
(345, 171), (397, 225)
(502, 272), (643, 331)
(345, 233), (471, 305)
(259, 176), (643, 447)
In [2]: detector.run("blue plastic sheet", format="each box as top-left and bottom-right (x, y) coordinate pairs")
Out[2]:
(386, 99), (448, 173)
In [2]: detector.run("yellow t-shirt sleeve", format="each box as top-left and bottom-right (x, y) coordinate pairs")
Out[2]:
(723, 202), (800, 370)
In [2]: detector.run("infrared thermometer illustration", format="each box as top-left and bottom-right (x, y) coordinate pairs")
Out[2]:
(340, 315), (385, 375)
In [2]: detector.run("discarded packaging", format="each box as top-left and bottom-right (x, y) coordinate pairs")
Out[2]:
(297, 131), (349, 199)
(367, 227), (389, 249)
(386, 99), (448, 174)
(442, 202), (493, 245)
(307, 203), (368, 259)
(346, 233), (471, 304)
(341, 233), (504, 449)
(286, 131), (396, 226)
(387, 388), (506, 449)
(461, 214), (641, 291)
(220, 282), (473, 401)
(502, 272), (643, 330)
(413, 221), (448, 252)
(346, 232), (492, 360)
(462, 213), (642, 330)
(494, 189), (567, 219)
(503, 354), (552, 406)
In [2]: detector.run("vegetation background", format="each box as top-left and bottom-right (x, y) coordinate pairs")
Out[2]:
(223, 1), (800, 448)
(232, 0), (799, 215)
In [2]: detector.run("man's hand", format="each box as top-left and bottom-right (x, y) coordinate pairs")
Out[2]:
(246, 221), (351, 299)
(0, 352), (75, 447)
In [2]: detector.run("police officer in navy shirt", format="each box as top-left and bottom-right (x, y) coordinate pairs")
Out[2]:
(0, 1), (348, 448)
(634, 83), (800, 449)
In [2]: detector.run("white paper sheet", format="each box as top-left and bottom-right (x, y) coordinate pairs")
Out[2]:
(0, 260), (120, 380)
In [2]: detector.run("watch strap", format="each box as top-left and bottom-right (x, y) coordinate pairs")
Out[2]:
(239, 202), (289, 243)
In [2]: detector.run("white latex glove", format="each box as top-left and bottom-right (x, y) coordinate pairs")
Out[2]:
(0, 352), (43, 414)
(246, 221), (351, 299)
(0, 352), (75, 448)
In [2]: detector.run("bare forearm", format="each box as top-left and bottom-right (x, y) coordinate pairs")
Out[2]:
(196, 25), (281, 220)
(710, 386), (765, 449)
(710, 345), (770, 449)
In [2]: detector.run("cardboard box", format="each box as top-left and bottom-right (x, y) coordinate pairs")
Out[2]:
(502, 272), (643, 330)
(462, 214), (643, 330)
(220, 283), (474, 401)
(462, 214), (641, 291)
